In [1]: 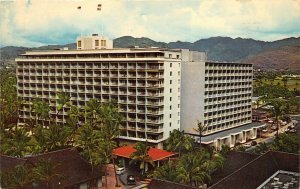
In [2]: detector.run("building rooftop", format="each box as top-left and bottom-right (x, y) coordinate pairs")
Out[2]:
(0, 148), (102, 189)
(112, 145), (175, 161)
(200, 122), (266, 143)
(209, 151), (300, 189)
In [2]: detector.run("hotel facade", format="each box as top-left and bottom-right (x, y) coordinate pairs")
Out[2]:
(16, 35), (263, 148)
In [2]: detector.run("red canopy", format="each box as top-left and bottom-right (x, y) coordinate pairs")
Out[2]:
(112, 145), (175, 161)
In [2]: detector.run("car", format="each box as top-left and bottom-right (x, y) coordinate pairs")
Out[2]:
(127, 175), (136, 185)
(251, 141), (257, 146)
(262, 129), (268, 133)
(288, 129), (297, 133)
(116, 167), (125, 175)
(243, 143), (251, 148)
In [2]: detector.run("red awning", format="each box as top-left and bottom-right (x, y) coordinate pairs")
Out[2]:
(112, 145), (175, 161)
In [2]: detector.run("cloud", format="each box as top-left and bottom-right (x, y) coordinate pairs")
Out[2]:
(0, 0), (299, 47)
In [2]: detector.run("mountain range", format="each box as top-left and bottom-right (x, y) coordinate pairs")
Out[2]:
(1, 36), (300, 71)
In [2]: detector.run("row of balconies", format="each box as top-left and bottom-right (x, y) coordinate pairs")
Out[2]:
(205, 85), (252, 91)
(204, 104), (251, 114)
(205, 119), (252, 134)
(205, 79), (252, 84)
(205, 66), (252, 70)
(206, 91), (251, 98)
(18, 64), (164, 70)
(205, 73), (252, 77)
(205, 111), (251, 120)
(205, 98), (251, 106)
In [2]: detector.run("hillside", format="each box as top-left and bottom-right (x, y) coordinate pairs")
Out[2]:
(244, 46), (300, 71)
(1, 36), (300, 71)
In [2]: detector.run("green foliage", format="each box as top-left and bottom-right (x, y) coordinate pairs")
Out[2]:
(130, 142), (155, 175)
(152, 161), (178, 182)
(0, 164), (33, 188)
(0, 71), (19, 130)
(253, 142), (269, 154)
(271, 133), (300, 154)
(253, 84), (295, 99)
(164, 129), (194, 156)
(152, 149), (225, 187)
(1, 127), (32, 157)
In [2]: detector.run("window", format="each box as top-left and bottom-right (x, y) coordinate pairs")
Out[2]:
(170, 114), (172, 118)
(170, 80), (172, 84)
(170, 105), (172, 110)
(170, 97), (172, 101)
(169, 54), (172, 58)
(176, 55), (180, 59)
(170, 71), (172, 76)
(178, 104), (180, 108)
(169, 122), (172, 127)
(170, 89), (172, 93)
(78, 40), (81, 47)
(170, 63), (172, 67)
(178, 71), (180, 76)
(101, 40), (106, 46)
(95, 40), (99, 46)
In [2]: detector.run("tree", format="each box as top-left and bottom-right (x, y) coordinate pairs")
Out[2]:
(130, 142), (154, 175)
(75, 124), (104, 171)
(2, 127), (32, 157)
(152, 161), (178, 182)
(271, 133), (299, 154)
(0, 71), (19, 131)
(194, 121), (208, 149)
(32, 158), (64, 189)
(268, 98), (286, 138)
(254, 142), (269, 154)
(0, 165), (33, 188)
(56, 92), (71, 122)
(85, 99), (101, 127)
(31, 99), (50, 126)
(164, 129), (194, 156)
(99, 103), (123, 146)
(176, 150), (217, 187)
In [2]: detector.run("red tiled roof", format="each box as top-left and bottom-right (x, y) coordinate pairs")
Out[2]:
(112, 145), (175, 161)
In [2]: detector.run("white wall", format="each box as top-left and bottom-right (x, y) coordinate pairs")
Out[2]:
(180, 61), (206, 134)
(162, 51), (181, 140)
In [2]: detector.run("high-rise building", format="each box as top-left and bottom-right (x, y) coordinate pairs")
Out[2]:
(16, 35), (263, 149)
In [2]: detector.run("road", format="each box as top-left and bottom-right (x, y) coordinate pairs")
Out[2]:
(246, 116), (299, 152)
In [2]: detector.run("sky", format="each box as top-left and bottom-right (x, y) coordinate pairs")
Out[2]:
(0, 0), (300, 47)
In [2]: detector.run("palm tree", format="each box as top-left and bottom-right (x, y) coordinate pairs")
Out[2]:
(45, 123), (72, 151)
(268, 98), (286, 138)
(56, 92), (71, 121)
(130, 142), (154, 175)
(176, 151), (211, 187)
(0, 165), (33, 188)
(32, 158), (64, 189)
(85, 99), (101, 127)
(99, 103), (123, 146)
(3, 127), (31, 157)
(193, 121), (208, 149)
(164, 129), (194, 156)
(152, 161), (178, 182)
(31, 99), (50, 126)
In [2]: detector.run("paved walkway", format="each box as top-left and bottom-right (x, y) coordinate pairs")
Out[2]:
(101, 164), (124, 189)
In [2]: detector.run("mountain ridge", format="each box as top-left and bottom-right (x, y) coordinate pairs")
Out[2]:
(1, 36), (300, 71)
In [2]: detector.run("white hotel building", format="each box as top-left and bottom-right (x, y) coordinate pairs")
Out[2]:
(16, 35), (264, 148)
